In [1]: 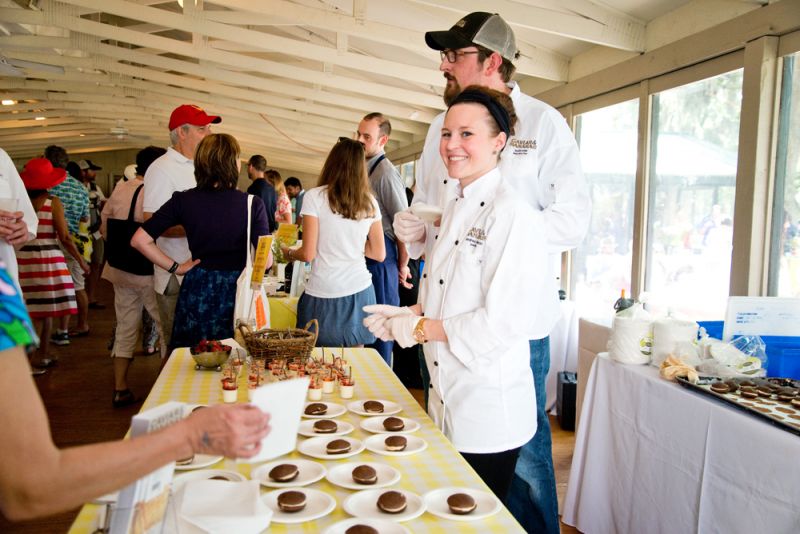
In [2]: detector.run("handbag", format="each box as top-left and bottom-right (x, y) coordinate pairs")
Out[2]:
(233, 195), (270, 329)
(105, 184), (153, 276)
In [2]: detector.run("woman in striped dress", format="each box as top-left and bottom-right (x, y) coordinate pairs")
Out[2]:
(16, 158), (88, 369)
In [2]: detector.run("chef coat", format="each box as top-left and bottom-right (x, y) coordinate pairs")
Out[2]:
(420, 168), (559, 454)
(410, 82), (590, 286)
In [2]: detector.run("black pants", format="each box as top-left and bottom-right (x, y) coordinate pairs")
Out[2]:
(461, 446), (522, 502)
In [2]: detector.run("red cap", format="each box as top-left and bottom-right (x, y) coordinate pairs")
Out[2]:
(168, 104), (221, 131)
(20, 158), (67, 190)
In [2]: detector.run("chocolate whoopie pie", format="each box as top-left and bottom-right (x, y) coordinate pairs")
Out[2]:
(209, 475), (234, 481)
(740, 389), (759, 399)
(792, 398), (800, 409)
(305, 402), (327, 416)
(313, 419), (338, 433)
(382, 416), (405, 431)
(710, 382), (731, 394)
(377, 490), (407, 514)
(326, 438), (351, 455)
(447, 493), (477, 515)
(277, 490), (306, 512)
(363, 400), (384, 413)
(723, 380), (739, 393)
(740, 380), (756, 388)
(384, 435), (407, 451)
(756, 386), (773, 397)
(345, 525), (379, 534)
(268, 464), (299, 482)
(352, 465), (378, 485)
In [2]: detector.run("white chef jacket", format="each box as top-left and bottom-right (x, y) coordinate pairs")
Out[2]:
(410, 82), (590, 271)
(420, 168), (559, 453)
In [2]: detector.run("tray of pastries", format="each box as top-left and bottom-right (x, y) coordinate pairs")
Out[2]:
(676, 376), (800, 437)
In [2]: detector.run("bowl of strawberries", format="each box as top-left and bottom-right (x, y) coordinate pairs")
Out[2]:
(190, 339), (232, 370)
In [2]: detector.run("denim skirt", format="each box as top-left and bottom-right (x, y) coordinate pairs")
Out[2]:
(171, 266), (239, 351)
(297, 286), (376, 347)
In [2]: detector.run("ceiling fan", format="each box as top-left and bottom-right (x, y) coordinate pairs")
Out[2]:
(0, 54), (64, 77)
(109, 120), (150, 141)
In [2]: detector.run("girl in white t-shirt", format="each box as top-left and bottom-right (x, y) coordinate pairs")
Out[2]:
(282, 138), (385, 346)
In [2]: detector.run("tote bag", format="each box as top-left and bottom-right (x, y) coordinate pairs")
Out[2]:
(233, 195), (270, 329)
(106, 184), (153, 276)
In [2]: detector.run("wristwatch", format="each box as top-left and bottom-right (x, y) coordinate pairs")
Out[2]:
(412, 318), (427, 344)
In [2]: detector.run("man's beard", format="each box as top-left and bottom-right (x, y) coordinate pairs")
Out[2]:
(443, 75), (461, 106)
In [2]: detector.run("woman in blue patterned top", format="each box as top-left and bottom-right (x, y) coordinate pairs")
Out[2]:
(0, 260), (271, 520)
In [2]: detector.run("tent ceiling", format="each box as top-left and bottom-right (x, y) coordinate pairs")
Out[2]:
(0, 0), (752, 174)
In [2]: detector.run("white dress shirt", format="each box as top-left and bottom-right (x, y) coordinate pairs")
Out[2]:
(420, 168), (559, 453)
(142, 147), (195, 294)
(0, 148), (38, 284)
(410, 82), (590, 278)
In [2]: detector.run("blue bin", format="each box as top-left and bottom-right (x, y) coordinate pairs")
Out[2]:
(697, 321), (800, 379)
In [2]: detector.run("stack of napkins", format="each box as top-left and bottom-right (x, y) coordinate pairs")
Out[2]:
(179, 480), (271, 534)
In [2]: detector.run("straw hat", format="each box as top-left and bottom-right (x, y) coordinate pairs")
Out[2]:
(20, 158), (67, 190)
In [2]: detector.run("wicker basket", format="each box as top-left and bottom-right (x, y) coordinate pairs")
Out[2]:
(238, 319), (318, 363)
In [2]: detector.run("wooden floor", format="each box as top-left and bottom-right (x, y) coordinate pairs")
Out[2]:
(2, 280), (580, 533)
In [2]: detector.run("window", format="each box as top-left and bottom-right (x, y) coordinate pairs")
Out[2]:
(572, 100), (638, 318)
(645, 70), (743, 319)
(397, 160), (416, 189)
(770, 52), (800, 297)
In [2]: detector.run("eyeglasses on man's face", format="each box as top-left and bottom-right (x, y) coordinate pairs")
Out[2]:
(440, 49), (480, 63)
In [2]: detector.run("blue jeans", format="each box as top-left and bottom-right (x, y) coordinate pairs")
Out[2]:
(366, 235), (399, 365)
(506, 337), (560, 534)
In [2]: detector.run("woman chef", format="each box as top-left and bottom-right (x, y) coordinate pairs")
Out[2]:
(363, 86), (558, 500)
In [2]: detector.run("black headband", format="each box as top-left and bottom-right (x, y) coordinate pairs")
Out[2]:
(449, 89), (511, 137)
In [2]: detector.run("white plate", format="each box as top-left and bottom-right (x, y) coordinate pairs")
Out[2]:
(346, 399), (402, 417)
(298, 418), (355, 437)
(325, 461), (401, 491)
(409, 203), (444, 223)
(173, 453), (224, 471)
(261, 487), (336, 524)
(343, 489), (425, 522)
(364, 434), (428, 457)
(423, 486), (502, 521)
(359, 416), (420, 434)
(298, 436), (365, 460)
(323, 517), (411, 534)
(251, 459), (326, 488)
(171, 469), (246, 491)
(302, 401), (347, 419)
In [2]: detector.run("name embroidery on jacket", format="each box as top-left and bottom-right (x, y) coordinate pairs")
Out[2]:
(465, 227), (486, 249)
(509, 138), (537, 156)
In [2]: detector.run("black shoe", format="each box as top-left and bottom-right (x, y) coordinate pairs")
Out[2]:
(89, 302), (106, 310)
(51, 332), (70, 346)
(112, 389), (139, 408)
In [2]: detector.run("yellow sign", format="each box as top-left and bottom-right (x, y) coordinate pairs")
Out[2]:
(251, 235), (273, 286)
(275, 223), (299, 245)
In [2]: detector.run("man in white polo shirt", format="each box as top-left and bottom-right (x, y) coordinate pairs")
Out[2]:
(143, 104), (220, 351)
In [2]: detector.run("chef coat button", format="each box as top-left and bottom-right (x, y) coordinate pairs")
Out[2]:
(429, 383), (433, 388)
(440, 399), (444, 405)
(434, 235), (438, 240)
(455, 240), (459, 245)
(443, 179), (448, 184)
(480, 201), (485, 207)
(439, 279), (444, 285)
(433, 361), (438, 366)
(422, 273), (427, 279)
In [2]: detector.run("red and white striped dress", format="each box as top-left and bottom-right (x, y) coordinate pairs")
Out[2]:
(16, 198), (77, 318)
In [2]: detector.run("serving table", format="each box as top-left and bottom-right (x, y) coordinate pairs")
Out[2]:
(563, 353), (800, 533)
(69, 347), (524, 533)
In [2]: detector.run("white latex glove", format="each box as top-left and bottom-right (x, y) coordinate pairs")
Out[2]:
(363, 304), (414, 319)
(362, 305), (414, 341)
(386, 314), (422, 348)
(393, 209), (425, 245)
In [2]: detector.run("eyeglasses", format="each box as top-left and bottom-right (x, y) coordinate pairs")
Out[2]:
(440, 50), (480, 63)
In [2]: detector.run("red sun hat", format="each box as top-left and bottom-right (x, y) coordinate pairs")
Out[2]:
(20, 158), (67, 190)
(168, 104), (222, 131)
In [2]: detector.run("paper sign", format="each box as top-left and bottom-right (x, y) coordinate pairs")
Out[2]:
(275, 223), (299, 245)
(250, 235), (273, 286)
(723, 297), (800, 340)
(240, 377), (310, 463)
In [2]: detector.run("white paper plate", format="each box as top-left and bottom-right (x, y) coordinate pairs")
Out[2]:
(409, 203), (444, 223)
(359, 416), (420, 434)
(173, 453), (224, 471)
(343, 489), (425, 522)
(172, 469), (246, 491)
(325, 461), (401, 491)
(302, 401), (347, 419)
(298, 436), (365, 460)
(261, 487), (336, 524)
(323, 517), (412, 534)
(364, 434), (428, 457)
(346, 399), (402, 417)
(251, 459), (327, 488)
(298, 418), (355, 437)
(423, 487), (501, 521)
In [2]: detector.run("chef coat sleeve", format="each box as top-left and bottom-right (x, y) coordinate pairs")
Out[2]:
(406, 115), (445, 260)
(537, 110), (591, 254)
(442, 206), (557, 368)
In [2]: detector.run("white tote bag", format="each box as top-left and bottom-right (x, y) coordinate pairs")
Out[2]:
(233, 195), (270, 329)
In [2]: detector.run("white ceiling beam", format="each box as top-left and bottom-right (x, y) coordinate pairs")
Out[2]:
(0, 5), (444, 109)
(408, 0), (645, 52)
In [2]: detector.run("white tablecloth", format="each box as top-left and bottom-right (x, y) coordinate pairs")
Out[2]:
(563, 354), (800, 533)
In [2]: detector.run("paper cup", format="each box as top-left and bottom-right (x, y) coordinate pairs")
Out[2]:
(339, 384), (354, 399)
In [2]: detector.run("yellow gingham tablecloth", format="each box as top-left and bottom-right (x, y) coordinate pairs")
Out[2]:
(69, 347), (524, 533)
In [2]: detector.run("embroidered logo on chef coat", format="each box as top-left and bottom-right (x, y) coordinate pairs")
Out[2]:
(509, 138), (537, 156)
(465, 227), (486, 249)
